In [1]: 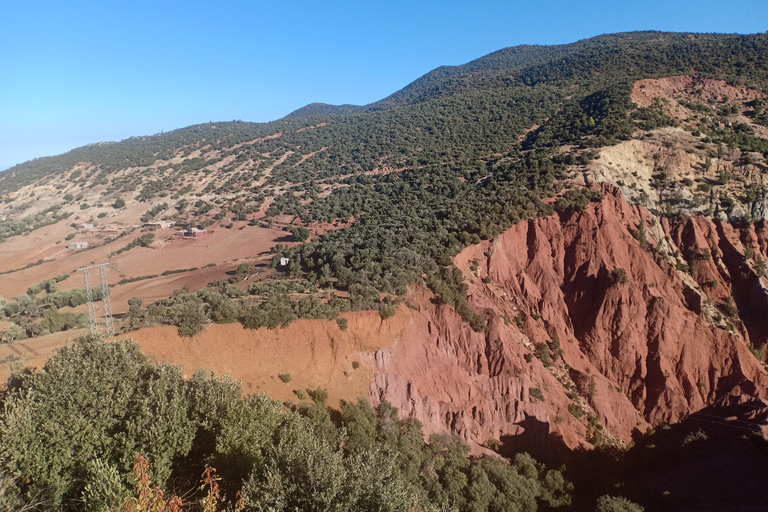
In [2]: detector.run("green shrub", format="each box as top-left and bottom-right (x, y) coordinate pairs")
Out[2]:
(379, 302), (397, 320)
(720, 296), (739, 318)
(279, 373), (292, 383)
(306, 387), (328, 405)
(535, 342), (552, 367)
(529, 388), (545, 402)
(757, 255), (766, 277)
(595, 495), (644, 512)
(609, 268), (627, 284)
(568, 402), (585, 419)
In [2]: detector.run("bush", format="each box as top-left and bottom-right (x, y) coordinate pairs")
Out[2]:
(0, 335), (197, 507)
(278, 373), (292, 383)
(720, 296), (739, 318)
(379, 302), (397, 320)
(757, 256), (766, 277)
(568, 402), (585, 419)
(595, 495), (644, 512)
(306, 387), (328, 405)
(336, 317), (348, 331)
(291, 226), (310, 242)
(635, 220), (648, 249)
(175, 298), (207, 337)
(529, 387), (545, 402)
(554, 188), (604, 213)
(535, 342), (552, 367)
(609, 268), (627, 284)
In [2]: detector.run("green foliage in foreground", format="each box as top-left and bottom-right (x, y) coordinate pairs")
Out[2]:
(0, 335), (572, 511)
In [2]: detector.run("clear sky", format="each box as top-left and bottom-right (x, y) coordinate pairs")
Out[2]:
(1, 0), (766, 171)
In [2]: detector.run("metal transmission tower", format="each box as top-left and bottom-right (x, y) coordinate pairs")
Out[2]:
(99, 264), (115, 336)
(82, 266), (98, 334)
(78, 263), (115, 337)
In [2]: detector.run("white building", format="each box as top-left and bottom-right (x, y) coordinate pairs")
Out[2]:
(67, 242), (88, 249)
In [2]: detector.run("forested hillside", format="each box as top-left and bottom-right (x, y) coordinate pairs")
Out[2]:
(1, 30), (768, 511)
(3, 31), (766, 332)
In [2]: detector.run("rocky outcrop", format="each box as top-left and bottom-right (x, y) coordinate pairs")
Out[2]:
(369, 185), (768, 456)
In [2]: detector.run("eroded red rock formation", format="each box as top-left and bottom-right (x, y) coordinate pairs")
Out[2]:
(369, 185), (768, 456)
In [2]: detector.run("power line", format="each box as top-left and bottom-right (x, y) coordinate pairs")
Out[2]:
(77, 263), (115, 337)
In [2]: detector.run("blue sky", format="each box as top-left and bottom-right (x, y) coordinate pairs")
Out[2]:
(1, 1), (766, 171)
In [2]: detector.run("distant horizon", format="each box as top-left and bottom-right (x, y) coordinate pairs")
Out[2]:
(2, 0), (767, 172)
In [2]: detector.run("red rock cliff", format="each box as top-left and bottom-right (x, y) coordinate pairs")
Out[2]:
(369, 185), (768, 455)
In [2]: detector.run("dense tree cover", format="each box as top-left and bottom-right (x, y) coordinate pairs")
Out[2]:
(0, 207), (69, 244)
(265, 154), (560, 328)
(2, 31), (766, 195)
(0, 277), (95, 341)
(2, 31), (767, 335)
(143, 278), (356, 336)
(0, 335), (573, 511)
(260, 33), (766, 328)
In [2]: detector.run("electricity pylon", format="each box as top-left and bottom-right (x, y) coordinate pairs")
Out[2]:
(77, 263), (115, 337)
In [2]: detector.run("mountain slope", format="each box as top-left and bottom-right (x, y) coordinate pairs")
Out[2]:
(1, 31), (768, 510)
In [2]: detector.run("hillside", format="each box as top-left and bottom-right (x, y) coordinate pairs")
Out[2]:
(1, 30), (768, 511)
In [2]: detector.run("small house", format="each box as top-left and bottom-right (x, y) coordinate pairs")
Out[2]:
(280, 257), (290, 266)
(77, 223), (94, 232)
(176, 228), (208, 238)
(67, 242), (88, 250)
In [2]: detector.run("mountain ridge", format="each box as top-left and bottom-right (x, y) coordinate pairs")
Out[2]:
(1, 30), (768, 510)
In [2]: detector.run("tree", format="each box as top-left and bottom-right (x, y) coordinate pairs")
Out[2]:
(41, 306), (66, 333)
(1, 323), (26, 343)
(175, 297), (207, 337)
(235, 263), (251, 281)
(126, 297), (145, 331)
(291, 226), (310, 242)
(113, 198), (126, 209)
(635, 220), (648, 249)
(0, 335), (196, 508)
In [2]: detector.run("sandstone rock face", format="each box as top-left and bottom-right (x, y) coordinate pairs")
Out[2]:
(369, 185), (768, 455)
